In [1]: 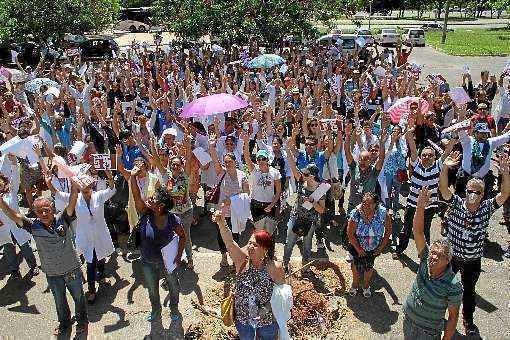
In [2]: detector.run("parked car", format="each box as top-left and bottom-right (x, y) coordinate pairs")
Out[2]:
(355, 28), (375, 46)
(79, 36), (119, 61)
(378, 28), (400, 46)
(117, 20), (150, 33)
(420, 23), (454, 32)
(315, 34), (359, 56)
(402, 28), (425, 47)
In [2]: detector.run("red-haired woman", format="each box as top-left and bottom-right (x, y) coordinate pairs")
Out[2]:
(212, 211), (285, 340)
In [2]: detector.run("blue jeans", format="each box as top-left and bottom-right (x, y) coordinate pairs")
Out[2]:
(403, 316), (441, 340)
(235, 321), (278, 340)
(3, 239), (37, 272)
(46, 268), (88, 328)
(141, 259), (180, 318)
(283, 215), (317, 266)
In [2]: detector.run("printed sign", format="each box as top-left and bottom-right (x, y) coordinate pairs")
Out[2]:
(91, 154), (117, 171)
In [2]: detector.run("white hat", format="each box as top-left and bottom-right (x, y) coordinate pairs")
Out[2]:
(162, 128), (177, 137)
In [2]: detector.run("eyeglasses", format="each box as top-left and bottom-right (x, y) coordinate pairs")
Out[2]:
(310, 124), (318, 128)
(467, 189), (482, 195)
(305, 143), (316, 147)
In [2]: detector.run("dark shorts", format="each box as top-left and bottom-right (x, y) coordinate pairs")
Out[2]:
(348, 245), (376, 273)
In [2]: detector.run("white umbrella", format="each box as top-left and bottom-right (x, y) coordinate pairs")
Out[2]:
(25, 78), (59, 93)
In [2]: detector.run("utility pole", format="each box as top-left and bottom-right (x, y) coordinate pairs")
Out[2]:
(368, 0), (373, 30)
(441, 1), (450, 43)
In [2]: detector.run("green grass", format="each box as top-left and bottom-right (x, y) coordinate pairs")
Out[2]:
(426, 28), (510, 56)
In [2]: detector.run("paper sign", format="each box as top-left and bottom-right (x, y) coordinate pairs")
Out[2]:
(319, 119), (338, 131)
(442, 119), (471, 134)
(280, 64), (288, 75)
(302, 183), (331, 210)
(373, 66), (386, 77)
(91, 153), (117, 170)
(448, 87), (471, 105)
(68, 141), (87, 164)
(0, 67), (12, 80)
(72, 173), (95, 190)
(52, 156), (77, 178)
(161, 235), (182, 273)
(0, 135), (39, 165)
(192, 147), (212, 166)
(44, 87), (60, 99)
(66, 48), (81, 57)
(10, 50), (18, 63)
(78, 63), (88, 76)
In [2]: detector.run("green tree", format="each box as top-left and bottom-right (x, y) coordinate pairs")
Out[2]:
(153, 0), (343, 45)
(0, 0), (120, 44)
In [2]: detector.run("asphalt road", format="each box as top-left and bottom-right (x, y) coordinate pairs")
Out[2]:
(0, 47), (509, 340)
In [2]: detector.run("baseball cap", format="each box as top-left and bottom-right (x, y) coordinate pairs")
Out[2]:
(477, 102), (488, 110)
(162, 128), (178, 137)
(474, 122), (491, 134)
(256, 149), (270, 160)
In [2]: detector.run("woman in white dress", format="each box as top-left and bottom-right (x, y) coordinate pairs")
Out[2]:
(0, 154), (38, 279)
(46, 170), (116, 304)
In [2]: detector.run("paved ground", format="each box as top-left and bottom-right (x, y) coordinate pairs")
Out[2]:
(1, 47), (509, 339)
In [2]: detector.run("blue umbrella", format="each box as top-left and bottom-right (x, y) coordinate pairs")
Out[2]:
(247, 54), (285, 69)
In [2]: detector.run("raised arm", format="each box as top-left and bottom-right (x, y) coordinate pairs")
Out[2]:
(439, 151), (461, 201)
(241, 132), (255, 172)
(495, 154), (510, 207)
(344, 122), (354, 166)
(65, 181), (79, 217)
(0, 195), (23, 226)
(212, 211), (248, 274)
(413, 187), (431, 257)
(129, 167), (148, 214)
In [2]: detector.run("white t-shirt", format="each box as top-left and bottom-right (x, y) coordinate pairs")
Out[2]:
(250, 166), (281, 203)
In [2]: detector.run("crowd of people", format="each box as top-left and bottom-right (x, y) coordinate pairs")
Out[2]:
(0, 35), (509, 340)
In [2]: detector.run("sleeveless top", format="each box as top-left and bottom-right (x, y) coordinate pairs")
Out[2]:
(350, 205), (387, 252)
(234, 261), (275, 327)
(139, 213), (180, 263)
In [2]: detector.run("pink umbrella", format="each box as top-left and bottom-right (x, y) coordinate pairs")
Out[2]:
(181, 93), (249, 119)
(388, 96), (429, 124)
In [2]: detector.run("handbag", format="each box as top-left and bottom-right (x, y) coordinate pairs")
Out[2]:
(396, 169), (409, 183)
(291, 182), (315, 236)
(127, 214), (147, 250)
(220, 292), (235, 326)
(327, 158), (343, 200)
(205, 172), (227, 205)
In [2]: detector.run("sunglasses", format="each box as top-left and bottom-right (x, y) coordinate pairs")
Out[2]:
(305, 143), (316, 147)
(310, 124), (318, 128)
(467, 189), (482, 196)
(257, 157), (268, 162)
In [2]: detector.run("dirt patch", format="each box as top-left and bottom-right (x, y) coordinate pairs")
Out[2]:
(184, 261), (362, 340)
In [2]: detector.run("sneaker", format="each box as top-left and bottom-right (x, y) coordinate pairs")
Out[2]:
(362, 287), (371, 298)
(317, 239), (325, 250)
(503, 247), (510, 259)
(348, 287), (357, 297)
(147, 312), (161, 322)
(463, 320), (479, 336)
(345, 253), (353, 263)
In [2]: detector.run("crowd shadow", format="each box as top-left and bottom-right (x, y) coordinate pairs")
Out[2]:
(483, 239), (504, 262)
(0, 257), (39, 314)
(87, 253), (131, 333)
(126, 257), (144, 305)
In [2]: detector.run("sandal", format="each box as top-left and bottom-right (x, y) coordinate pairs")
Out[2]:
(187, 259), (194, 270)
(348, 287), (358, 297)
(363, 288), (371, 298)
(75, 323), (88, 335)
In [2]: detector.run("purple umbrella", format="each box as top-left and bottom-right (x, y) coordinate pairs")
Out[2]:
(181, 93), (249, 119)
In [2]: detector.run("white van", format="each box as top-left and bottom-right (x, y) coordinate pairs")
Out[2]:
(402, 28), (425, 47)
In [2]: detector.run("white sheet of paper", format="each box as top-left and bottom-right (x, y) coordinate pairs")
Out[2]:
(302, 183), (331, 210)
(448, 87), (471, 105)
(0, 135), (39, 165)
(44, 87), (60, 98)
(192, 147), (212, 166)
(78, 63), (88, 76)
(161, 235), (182, 274)
(10, 50), (18, 63)
(442, 119), (471, 134)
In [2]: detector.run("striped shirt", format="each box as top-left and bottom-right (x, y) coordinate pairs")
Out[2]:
(406, 159), (442, 209)
(442, 195), (499, 260)
(403, 247), (463, 331)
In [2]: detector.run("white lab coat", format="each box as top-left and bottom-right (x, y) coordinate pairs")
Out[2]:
(0, 156), (31, 247)
(56, 187), (116, 263)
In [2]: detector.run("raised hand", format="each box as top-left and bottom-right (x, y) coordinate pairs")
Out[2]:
(444, 151), (461, 168)
(416, 186), (431, 208)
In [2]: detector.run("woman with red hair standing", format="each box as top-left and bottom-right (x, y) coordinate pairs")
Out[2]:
(212, 211), (285, 340)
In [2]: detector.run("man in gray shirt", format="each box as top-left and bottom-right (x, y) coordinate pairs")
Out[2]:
(0, 182), (88, 336)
